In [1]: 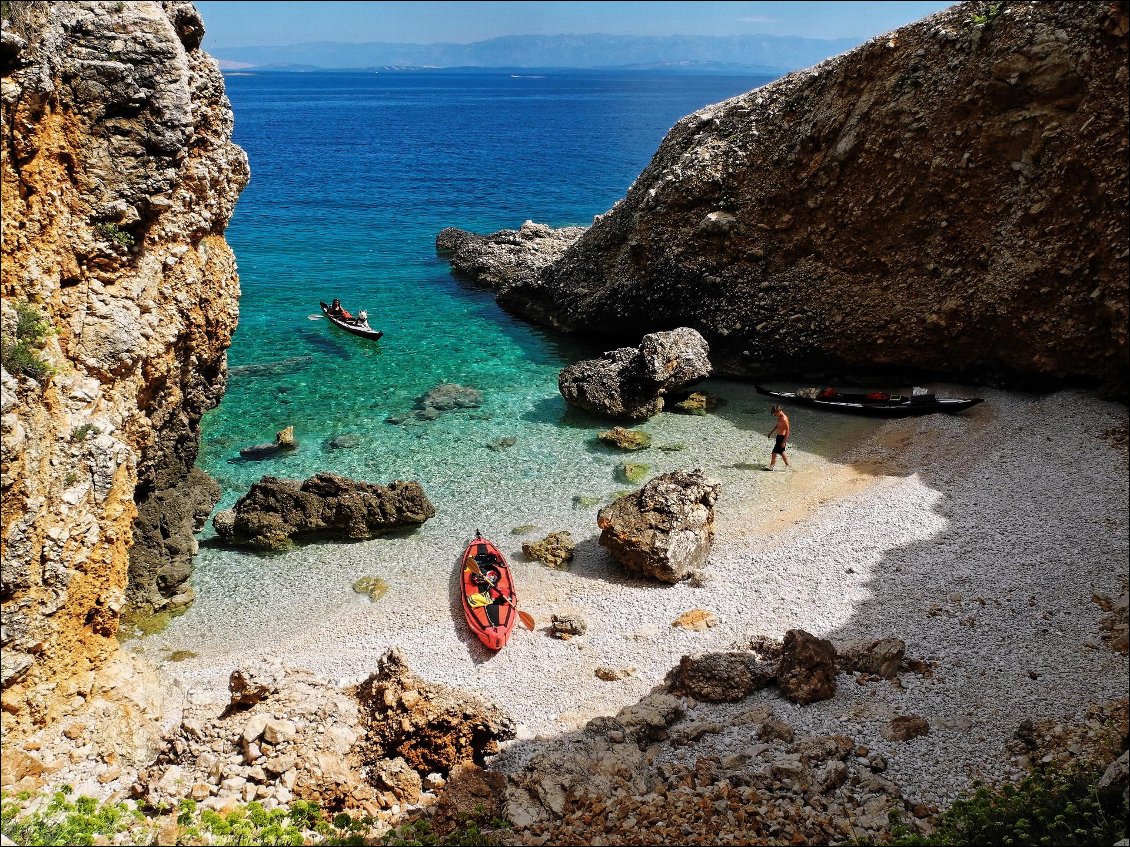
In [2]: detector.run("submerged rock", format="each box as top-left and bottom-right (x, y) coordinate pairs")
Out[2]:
(618, 462), (649, 483)
(558, 328), (711, 420)
(239, 426), (299, 460)
(353, 576), (390, 601)
(671, 391), (722, 416)
(597, 469), (720, 583)
(417, 383), (482, 412)
(599, 427), (652, 451)
(212, 472), (435, 550)
(324, 433), (362, 450)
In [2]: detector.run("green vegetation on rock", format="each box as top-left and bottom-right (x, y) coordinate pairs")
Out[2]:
(381, 806), (510, 846)
(510, 524), (537, 535)
(116, 607), (180, 641)
(93, 221), (136, 249)
(1, 792), (383, 847)
(1, 301), (54, 382)
(598, 427), (651, 451)
(618, 462), (649, 483)
(573, 495), (603, 508)
(881, 766), (1129, 846)
(69, 423), (99, 443)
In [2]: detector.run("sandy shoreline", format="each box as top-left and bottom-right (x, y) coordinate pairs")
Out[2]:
(146, 385), (1129, 806)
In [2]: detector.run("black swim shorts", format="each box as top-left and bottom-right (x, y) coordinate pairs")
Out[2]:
(773, 434), (787, 454)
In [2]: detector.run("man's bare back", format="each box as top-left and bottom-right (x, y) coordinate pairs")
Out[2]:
(767, 405), (790, 469)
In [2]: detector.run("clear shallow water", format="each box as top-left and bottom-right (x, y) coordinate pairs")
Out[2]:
(157, 70), (880, 665)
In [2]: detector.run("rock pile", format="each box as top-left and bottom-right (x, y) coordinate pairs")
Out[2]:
(212, 472), (435, 550)
(356, 648), (515, 776)
(133, 662), (401, 816)
(1095, 581), (1129, 654)
(133, 650), (519, 823)
(597, 469), (720, 583)
(499, 691), (925, 844)
(558, 328), (712, 420)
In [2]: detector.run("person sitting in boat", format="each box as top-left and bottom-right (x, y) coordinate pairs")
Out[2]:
(328, 298), (354, 322)
(468, 568), (504, 627)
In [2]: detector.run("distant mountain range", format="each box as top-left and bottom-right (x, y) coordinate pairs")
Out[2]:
(210, 33), (860, 74)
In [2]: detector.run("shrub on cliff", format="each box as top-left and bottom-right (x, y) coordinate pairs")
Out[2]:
(0, 300), (53, 381)
(883, 765), (1129, 846)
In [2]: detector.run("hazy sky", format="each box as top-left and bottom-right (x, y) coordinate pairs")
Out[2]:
(194, 2), (956, 49)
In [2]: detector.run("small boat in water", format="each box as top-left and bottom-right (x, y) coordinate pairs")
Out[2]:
(319, 301), (383, 340)
(459, 531), (532, 651)
(755, 384), (983, 417)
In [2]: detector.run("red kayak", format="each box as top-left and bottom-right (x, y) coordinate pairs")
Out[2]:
(460, 532), (520, 651)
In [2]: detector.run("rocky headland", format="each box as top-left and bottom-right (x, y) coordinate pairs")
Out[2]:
(1, 1), (247, 737)
(439, 2), (1129, 399)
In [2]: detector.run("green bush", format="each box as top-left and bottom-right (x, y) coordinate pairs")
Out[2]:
(1, 301), (53, 381)
(381, 806), (510, 846)
(69, 423), (100, 443)
(967, 1), (1004, 28)
(93, 221), (136, 248)
(0, 787), (148, 846)
(884, 766), (1129, 846)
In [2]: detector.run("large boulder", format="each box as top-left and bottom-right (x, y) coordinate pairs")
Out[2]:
(597, 469), (720, 583)
(357, 648), (515, 776)
(558, 328), (711, 420)
(776, 629), (838, 705)
(669, 652), (775, 702)
(212, 472), (435, 550)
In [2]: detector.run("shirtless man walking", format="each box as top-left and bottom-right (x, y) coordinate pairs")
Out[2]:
(766, 404), (790, 470)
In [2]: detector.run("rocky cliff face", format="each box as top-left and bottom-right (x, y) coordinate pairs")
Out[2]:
(1, 1), (248, 736)
(467, 2), (1130, 396)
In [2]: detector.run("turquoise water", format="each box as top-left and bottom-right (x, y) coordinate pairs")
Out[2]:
(198, 70), (777, 512)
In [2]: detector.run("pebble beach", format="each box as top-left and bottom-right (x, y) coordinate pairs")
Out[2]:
(144, 384), (1130, 808)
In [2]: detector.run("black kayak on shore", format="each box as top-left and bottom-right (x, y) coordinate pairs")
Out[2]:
(319, 301), (383, 340)
(755, 384), (983, 417)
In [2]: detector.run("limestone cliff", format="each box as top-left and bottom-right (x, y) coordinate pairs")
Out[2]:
(1, 1), (247, 737)
(460, 2), (1130, 397)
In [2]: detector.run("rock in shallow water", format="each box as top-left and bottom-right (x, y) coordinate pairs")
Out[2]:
(558, 328), (711, 420)
(212, 472), (435, 550)
(598, 426), (652, 451)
